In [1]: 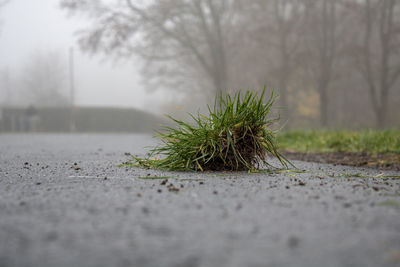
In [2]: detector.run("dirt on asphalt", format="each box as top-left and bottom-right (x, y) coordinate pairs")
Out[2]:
(1, 134), (399, 267)
(282, 151), (400, 171)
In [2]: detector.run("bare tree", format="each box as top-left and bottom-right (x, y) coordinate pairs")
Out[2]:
(59, 0), (400, 128)
(354, 0), (400, 128)
(61, 0), (239, 100)
(22, 50), (69, 107)
(301, 0), (340, 127)
(259, 0), (304, 125)
(271, 1), (303, 122)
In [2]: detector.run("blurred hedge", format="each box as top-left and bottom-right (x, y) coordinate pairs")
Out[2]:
(0, 106), (166, 133)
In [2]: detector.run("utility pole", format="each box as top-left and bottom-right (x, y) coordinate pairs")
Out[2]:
(69, 47), (76, 132)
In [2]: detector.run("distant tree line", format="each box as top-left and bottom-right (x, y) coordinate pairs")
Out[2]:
(0, 0), (10, 33)
(0, 1), (70, 108)
(60, 0), (400, 129)
(0, 50), (70, 107)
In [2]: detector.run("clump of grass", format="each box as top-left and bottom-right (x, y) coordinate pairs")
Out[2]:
(131, 88), (291, 171)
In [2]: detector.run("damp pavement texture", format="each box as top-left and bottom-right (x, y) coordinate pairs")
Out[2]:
(0, 134), (399, 267)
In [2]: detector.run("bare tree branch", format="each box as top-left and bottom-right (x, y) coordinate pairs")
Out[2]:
(61, 0), (236, 97)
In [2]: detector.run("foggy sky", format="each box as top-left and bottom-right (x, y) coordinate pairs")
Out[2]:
(0, 0), (167, 113)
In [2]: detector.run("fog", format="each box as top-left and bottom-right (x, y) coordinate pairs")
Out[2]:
(1, 0), (400, 132)
(0, 0), (167, 112)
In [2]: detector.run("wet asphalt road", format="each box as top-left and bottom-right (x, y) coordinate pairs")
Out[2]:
(0, 134), (399, 267)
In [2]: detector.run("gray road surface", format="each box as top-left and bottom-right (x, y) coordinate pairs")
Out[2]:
(0, 134), (399, 267)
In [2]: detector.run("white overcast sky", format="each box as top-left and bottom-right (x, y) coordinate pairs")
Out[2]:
(0, 0), (166, 113)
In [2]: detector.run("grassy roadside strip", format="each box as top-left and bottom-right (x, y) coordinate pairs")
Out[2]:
(277, 130), (400, 170)
(277, 130), (400, 154)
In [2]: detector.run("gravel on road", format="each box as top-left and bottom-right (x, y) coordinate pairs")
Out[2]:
(0, 134), (399, 267)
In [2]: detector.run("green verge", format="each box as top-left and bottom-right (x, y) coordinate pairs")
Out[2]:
(129, 88), (292, 171)
(277, 130), (400, 154)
